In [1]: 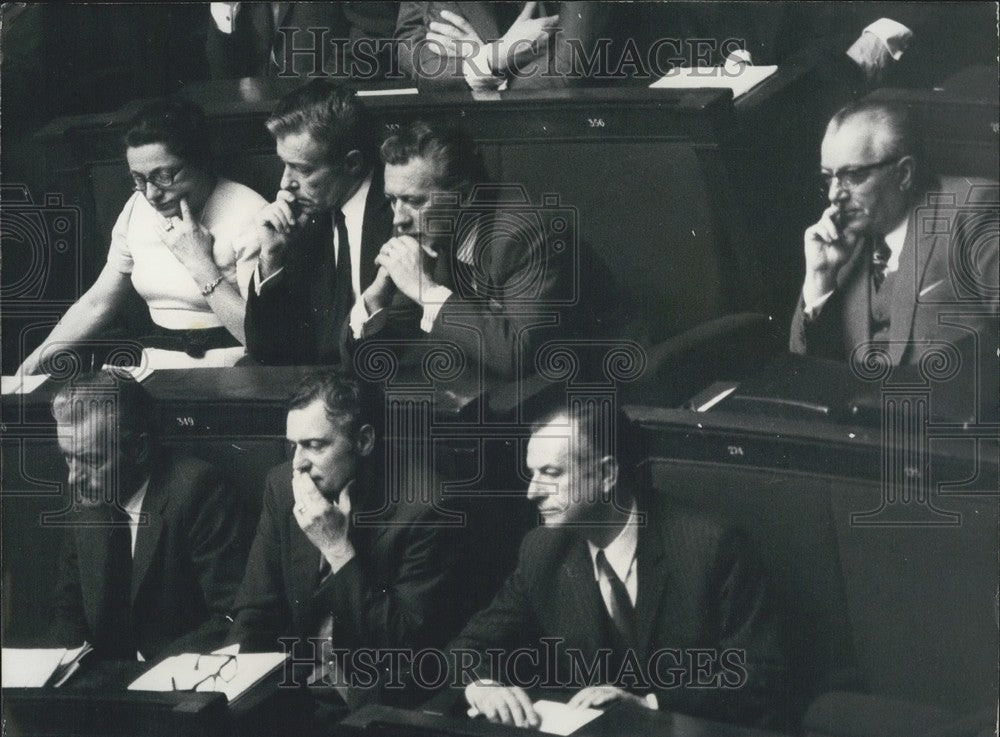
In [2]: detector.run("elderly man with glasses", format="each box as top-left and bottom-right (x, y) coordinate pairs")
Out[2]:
(789, 99), (998, 368)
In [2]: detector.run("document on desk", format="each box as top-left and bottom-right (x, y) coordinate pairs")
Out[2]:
(128, 652), (287, 703)
(649, 65), (778, 99)
(1, 643), (92, 688)
(533, 700), (603, 735)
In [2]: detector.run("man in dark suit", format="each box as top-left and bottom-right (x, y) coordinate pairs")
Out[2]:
(242, 80), (392, 365)
(445, 399), (789, 728)
(49, 370), (252, 661)
(789, 99), (998, 367)
(226, 369), (464, 710)
(206, 2), (398, 80)
(354, 120), (614, 381)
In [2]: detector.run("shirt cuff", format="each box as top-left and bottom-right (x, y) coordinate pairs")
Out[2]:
(352, 306), (387, 340)
(803, 290), (834, 318)
(420, 286), (453, 333)
(324, 544), (356, 576)
(463, 45), (505, 91)
(863, 18), (913, 61)
(210, 2), (240, 34)
(253, 263), (283, 296)
(644, 693), (658, 710)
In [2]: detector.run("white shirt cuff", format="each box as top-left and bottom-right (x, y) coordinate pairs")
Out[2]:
(210, 2), (240, 34)
(463, 45), (505, 91)
(803, 290), (834, 318)
(863, 18), (913, 61)
(420, 286), (453, 333)
(352, 306), (387, 340)
(253, 263), (283, 296)
(644, 693), (658, 710)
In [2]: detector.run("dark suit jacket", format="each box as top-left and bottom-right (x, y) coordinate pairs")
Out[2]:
(227, 459), (465, 707)
(351, 191), (622, 381)
(244, 172), (393, 366)
(444, 497), (790, 727)
(49, 452), (254, 662)
(790, 177), (999, 366)
(206, 2), (398, 80)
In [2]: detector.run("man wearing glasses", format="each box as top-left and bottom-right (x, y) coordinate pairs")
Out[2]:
(789, 99), (998, 367)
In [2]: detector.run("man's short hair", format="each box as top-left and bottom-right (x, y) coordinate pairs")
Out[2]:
(124, 98), (212, 168)
(51, 370), (154, 440)
(266, 80), (374, 168)
(288, 369), (365, 433)
(828, 99), (930, 192)
(380, 120), (487, 196)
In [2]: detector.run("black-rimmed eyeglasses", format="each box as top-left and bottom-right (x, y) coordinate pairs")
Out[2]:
(169, 653), (237, 692)
(819, 156), (901, 195)
(130, 166), (185, 192)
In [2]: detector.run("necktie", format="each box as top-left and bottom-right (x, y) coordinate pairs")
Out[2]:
(596, 550), (635, 645)
(104, 507), (134, 657)
(334, 209), (354, 324)
(872, 238), (891, 291)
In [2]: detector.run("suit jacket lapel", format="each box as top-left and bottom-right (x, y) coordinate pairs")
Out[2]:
(556, 540), (606, 653)
(289, 512), (321, 625)
(75, 509), (113, 631)
(888, 207), (931, 363)
(634, 510), (666, 659)
(131, 470), (167, 605)
(455, 2), (501, 40)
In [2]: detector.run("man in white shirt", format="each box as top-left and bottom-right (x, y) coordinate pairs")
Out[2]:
(241, 80), (392, 365)
(445, 398), (788, 728)
(789, 99), (998, 366)
(48, 370), (252, 660)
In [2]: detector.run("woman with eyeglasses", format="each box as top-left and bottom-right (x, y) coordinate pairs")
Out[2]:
(18, 98), (267, 374)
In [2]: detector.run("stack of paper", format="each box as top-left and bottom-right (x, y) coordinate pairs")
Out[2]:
(1, 643), (93, 688)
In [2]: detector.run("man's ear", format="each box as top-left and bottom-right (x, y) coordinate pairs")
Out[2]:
(896, 155), (916, 192)
(355, 423), (376, 458)
(600, 455), (619, 496)
(344, 149), (365, 178)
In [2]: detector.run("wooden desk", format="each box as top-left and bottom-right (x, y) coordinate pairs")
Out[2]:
(340, 703), (787, 737)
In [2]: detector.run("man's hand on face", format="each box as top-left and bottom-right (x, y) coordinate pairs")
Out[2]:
(291, 471), (354, 566)
(802, 204), (857, 305)
(254, 190), (311, 278)
(374, 235), (439, 306)
(465, 681), (540, 729)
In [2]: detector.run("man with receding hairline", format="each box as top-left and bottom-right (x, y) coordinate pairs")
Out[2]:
(444, 399), (788, 728)
(790, 99), (998, 366)
(48, 370), (252, 661)
(241, 79), (392, 365)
